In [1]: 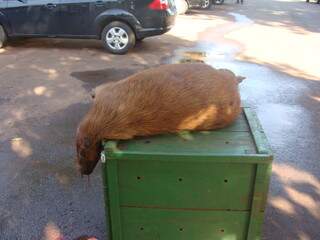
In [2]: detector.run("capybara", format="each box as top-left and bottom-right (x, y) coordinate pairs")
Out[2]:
(76, 63), (244, 175)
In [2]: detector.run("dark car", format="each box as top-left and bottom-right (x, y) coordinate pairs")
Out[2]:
(0, 0), (176, 54)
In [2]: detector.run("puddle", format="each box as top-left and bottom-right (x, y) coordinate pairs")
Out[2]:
(228, 12), (254, 25)
(168, 12), (254, 66)
(178, 51), (206, 63)
(71, 66), (148, 92)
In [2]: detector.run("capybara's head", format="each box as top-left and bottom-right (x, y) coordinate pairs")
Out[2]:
(218, 68), (246, 83)
(76, 126), (102, 175)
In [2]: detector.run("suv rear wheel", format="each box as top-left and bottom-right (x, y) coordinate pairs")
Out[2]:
(0, 25), (7, 48)
(175, 0), (189, 14)
(200, 0), (212, 9)
(101, 21), (136, 55)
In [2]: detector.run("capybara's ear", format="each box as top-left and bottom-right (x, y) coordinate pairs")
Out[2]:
(236, 76), (246, 83)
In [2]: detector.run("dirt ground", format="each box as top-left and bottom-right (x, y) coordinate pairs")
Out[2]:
(0, 0), (319, 239)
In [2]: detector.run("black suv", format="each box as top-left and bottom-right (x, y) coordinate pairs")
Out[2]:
(0, 0), (176, 54)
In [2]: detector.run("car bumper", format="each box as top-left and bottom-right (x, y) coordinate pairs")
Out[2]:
(136, 12), (176, 39)
(136, 25), (173, 39)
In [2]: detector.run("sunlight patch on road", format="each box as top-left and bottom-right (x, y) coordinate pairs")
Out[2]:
(226, 23), (320, 80)
(269, 196), (296, 215)
(11, 137), (32, 158)
(43, 222), (64, 240)
(310, 96), (320, 102)
(33, 86), (47, 95)
(285, 186), (320, 220)
(31, 86), (53, 97)
(273, 164), (320, 195)
(30, 65), (59, 80)
(168, 15), (228, 42)
(272, 163), (320, 220)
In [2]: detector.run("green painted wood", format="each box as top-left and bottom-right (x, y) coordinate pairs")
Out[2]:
(244, 108), (272, 155)
(102, 107), (274, 240)
(246, 164), (270, 240)
(260, 164), (273, 211)
(216, 111), (250, 132)
(106, 159), (122, 240)
(101, 159), (112, 239)
(117, 131), (256, 155)
(120, 207), (250, 240)
(118, 160), (256, 210)
(107, 152), (271, 164)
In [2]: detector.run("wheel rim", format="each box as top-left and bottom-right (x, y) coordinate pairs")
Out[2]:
(201, 0), (210, 8)
(106, 27), (129, 50)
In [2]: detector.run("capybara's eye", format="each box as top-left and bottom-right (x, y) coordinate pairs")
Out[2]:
(84, 137), (91, 148)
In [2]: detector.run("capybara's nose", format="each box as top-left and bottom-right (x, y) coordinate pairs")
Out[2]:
(80, 166), (94, 175)
(78, 160), (99, 175)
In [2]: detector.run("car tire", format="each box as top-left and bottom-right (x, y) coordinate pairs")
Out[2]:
(200, 0), (212, 9)
(101, 21), (135, 55)
(0, 25), (7, 49)
(175, 0), (189, 14)
(214, 0), (224, 4)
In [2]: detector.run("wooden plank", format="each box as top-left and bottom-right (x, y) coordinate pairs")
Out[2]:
(260, 164), (273, 211)
(246, 164), (270, 240)
(118, 160), (256, 210)
(106, 158), (123, 240)
(116, 131), (256, 155)
(216, 111), (250, 132)
(120, 207), (250, 240)
(244, 108), (273, 155)
(108, 152), (272, 164)
(101, 157), (112, 239)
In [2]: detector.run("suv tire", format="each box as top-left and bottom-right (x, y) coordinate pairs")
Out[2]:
(175, 0), (189, 14)
(0, 25), (7, 48)
(200, 0), (212, 9)
(101, 21), (135, 55)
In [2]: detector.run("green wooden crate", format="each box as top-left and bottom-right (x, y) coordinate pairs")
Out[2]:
(101, 107), (273, 240)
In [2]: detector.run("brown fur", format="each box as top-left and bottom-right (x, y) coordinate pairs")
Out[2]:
(76, 63), (244, 174)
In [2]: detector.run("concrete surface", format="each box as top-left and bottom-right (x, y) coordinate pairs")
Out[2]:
(0, 0), (319, 239)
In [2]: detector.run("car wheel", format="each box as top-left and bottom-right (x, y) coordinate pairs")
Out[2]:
(200, 0), (212, 9)
(101, 21), (135, 55)
(214, 0), (224, 4)
(0, 25), (7, 48)
(175, 0), (189, 14)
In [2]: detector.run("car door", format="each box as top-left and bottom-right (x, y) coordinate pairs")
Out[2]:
(6, 0), (60, 35)
(59, 0), (116, 36)
(59, 0), (92, 36)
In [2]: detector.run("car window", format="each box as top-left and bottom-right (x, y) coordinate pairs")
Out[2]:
(0, 0), (7, 8)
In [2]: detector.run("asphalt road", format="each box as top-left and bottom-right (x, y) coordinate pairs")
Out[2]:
(0, 0), (319, 239)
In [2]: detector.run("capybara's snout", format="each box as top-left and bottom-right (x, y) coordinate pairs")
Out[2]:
(76, 133), (101, 175)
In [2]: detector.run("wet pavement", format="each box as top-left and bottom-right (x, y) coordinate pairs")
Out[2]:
(1, 0), (320, 239)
